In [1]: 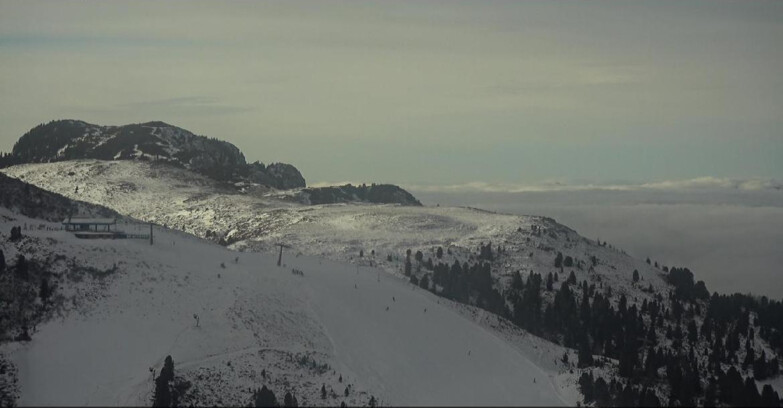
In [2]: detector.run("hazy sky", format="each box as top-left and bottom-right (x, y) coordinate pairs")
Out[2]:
(1, 0), (781, 186)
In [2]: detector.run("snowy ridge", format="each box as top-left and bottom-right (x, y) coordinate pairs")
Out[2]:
(0, 206), (573, 406)
(2, 160), (671, 304)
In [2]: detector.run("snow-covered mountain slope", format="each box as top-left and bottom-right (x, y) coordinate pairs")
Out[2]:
(0, 160), (720, 352)
(0, 207), (574, 406)
(8, 120), (306, 189)
(0, 172), (120, 222)
(2, 159), (671, 305)
(4, 159), (783, 406)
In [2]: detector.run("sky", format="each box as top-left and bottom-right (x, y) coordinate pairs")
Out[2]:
(1, 0), (782, 187)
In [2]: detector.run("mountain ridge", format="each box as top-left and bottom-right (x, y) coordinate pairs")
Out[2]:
(8, 119), (305, 190)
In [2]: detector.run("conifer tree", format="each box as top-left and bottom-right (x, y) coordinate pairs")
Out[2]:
(511, 271), (524, 291)
(578, 339), (594, 368)
(546, 272), (553, 291)
(567, 271), (576, 286)
(744, 377), (761, 406)
(39, 277), (52, 305)
(253, 385), (278, 407)
(152, 356), (175, 407)
(283, 391), (297, 407)
(152, 376), (171, 407)
(578, 372), (594, 404)
(419, 275), (429, 290)
(16, 254), (28, 278)
(754, 351), (770, 380)
(761, 384), (780, 407)
(161, 356), (174, 382)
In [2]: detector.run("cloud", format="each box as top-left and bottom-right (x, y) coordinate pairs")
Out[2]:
(402, 177), (783, 194)
(64, 97), (252, 117)
(119, 97), (252, 115)
(637, 177), (783, 191)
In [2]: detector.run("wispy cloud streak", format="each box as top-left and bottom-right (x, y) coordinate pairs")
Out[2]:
(399, 177), (783, 194)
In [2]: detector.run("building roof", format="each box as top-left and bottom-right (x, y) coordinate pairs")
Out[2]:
(62, 217), (117, 225)
(73, 231), (119, 236)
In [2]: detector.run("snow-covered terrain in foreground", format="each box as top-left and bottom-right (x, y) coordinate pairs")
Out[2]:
(0, 208), (573, 406)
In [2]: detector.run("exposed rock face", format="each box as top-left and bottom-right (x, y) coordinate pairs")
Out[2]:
(10, 120), (306, 189)
(265, 163), (306, 190)
(297, 183), (422, 206)
(12, 120), (244, 177)
(245, 161), (306, 190)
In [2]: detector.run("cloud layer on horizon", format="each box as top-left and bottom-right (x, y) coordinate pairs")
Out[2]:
(312, 177), (783, 194)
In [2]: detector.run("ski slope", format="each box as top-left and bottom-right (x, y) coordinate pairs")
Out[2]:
(302, 256), (567, 406)
(0, 208), (570, 406)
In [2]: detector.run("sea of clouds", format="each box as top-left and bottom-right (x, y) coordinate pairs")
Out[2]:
(404, 178), (783, 299)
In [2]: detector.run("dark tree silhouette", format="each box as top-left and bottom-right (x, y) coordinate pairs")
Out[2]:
(152, 356), (175, 407)
(283, 391), (298, 407)
(419, 275), (430, 290)
(253, 385), (278, 407)
(554, 252), (563, 268)
(39, 277), (52, 305)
